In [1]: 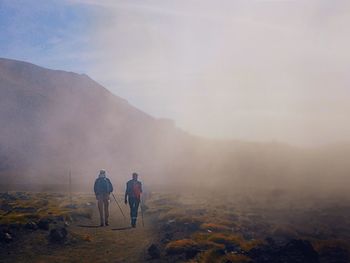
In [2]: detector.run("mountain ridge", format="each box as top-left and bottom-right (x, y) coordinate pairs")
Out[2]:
(1, 57), (349, 192)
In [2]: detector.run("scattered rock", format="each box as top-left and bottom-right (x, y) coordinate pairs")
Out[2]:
(148, 244), (161, 259)
(49, 227), (68, 243)
(249, 239), (319, 263)
(225, 242), (240, 253)
(37, 219), (50, 230)
(4, 232), (12, 243)
(24, 221), (38, 230)
(0, 229), (13, 243)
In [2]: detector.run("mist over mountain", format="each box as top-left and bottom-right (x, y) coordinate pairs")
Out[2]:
(0, 58), (349, 193)
(0, 58), (188, 187)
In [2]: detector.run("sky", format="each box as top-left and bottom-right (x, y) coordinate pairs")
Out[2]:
(0, 0), (349, 146)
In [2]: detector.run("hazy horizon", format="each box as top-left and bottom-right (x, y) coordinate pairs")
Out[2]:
(1, 0), (349, 146)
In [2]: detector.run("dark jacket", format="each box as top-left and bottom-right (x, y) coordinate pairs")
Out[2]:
(94, 177), (113, 195)
(125, 179), (142, 201)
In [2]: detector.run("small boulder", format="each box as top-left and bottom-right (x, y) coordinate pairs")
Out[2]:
(25, 221), (38, 230)
(38, 219), (50, 230)
(0, 231), (13, 243)
(148, 244), (161, 259)
(4, 232), (12, 243)
(49, 227), (68, 243)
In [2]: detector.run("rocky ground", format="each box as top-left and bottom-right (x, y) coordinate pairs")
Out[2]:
(146, 191), (350, 263)
(1, 191), (350, 262)
(0, 191), (158, 263)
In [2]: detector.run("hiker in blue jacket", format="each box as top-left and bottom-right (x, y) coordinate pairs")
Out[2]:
(94, 169), (113, 226)
(125, 172), (142, 228)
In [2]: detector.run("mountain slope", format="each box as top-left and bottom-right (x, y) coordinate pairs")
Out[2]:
(0, 58), (189, 186)
(1, 58), (349, 193)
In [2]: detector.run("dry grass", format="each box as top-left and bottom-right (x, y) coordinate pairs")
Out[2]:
(240, 239), (265, 251)
(196, 249), (251, 263)
(165, 239), (199, 254)
(191, 232), (264, 253)
(0, 192), (94, 225)
(197, 249), (225, 263)
(207, 233), (243, 246)
(224, 253), (252, 262)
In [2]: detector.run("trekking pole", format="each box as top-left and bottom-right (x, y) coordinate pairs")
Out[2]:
(140, 198), (145, 227)
(112, 193), (126, 220)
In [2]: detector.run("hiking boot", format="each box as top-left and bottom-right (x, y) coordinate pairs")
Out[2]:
(105, 222), (109, 226)
(100, 223), (104, 227)
(131, 218), (137, 228)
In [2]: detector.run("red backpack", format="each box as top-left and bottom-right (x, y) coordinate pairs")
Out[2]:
(132, 182), (142, 200)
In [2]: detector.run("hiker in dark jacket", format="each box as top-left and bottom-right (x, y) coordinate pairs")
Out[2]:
(124, 172), (142, 228)
(94, 169), (113, 227)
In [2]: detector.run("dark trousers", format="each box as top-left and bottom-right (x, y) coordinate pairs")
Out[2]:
(128, 197), (140, 227)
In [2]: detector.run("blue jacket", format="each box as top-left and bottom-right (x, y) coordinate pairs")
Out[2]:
(94, 177), (113, 195)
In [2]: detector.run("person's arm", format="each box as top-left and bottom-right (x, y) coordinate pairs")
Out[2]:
(94, 179), (99, 199)
(124, 182), (128, 204)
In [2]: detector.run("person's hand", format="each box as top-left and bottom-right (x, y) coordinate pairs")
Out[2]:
(124, 199), (127, 205)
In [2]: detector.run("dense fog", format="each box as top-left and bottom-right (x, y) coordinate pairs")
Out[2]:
(0, 58), (349, 198)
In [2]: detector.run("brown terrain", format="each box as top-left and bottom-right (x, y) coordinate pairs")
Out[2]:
(1, 190), (350, 263)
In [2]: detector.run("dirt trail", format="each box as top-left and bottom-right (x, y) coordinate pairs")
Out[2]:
(19, 198), (159, 263)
